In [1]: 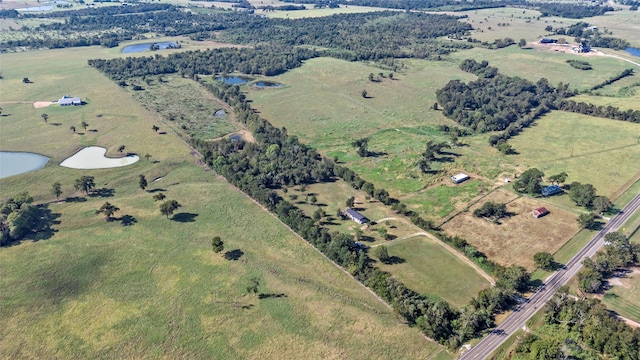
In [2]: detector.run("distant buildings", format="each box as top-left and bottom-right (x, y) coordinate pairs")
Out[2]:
(344, 208), (368, 224)
(451, 173), (470, 184)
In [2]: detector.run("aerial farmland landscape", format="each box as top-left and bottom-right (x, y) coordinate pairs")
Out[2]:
(1, 0), (639, 359)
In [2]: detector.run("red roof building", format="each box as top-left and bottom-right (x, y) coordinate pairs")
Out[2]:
(532, 207), (550, 218)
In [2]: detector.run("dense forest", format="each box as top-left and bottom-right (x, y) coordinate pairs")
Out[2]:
(437, 60), (639, 146)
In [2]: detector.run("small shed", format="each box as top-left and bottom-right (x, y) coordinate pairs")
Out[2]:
(541, 185), (562, 197)
(451, 173), (470, 184)
(532, 207), (550, 218)
(344, 208), (369, 224)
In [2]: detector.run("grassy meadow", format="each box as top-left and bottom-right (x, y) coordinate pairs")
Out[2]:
(376, 236), (492, 309)
(0, 47), (452, 359)
(508, 111), (640, 197)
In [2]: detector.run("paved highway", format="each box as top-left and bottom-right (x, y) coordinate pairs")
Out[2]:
(459, 192), (640, 360)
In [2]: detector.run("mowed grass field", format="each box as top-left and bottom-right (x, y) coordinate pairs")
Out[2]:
(376, 236), (492, 309)
(508, 111), (640, 197)
(0, 48), (451, 359)
(442, 189), (579, 270)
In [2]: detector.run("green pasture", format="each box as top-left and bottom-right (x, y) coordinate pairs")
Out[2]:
(449, 46), (635, 91)
(376, 236), (491, 309)
(402, 180), (488, 220)
(603, 274), (640, 323)
(508, 111), (640, 197)
(588, 10), (640, 47)
(0, 47), (451, 359)
(264, 5), (386, 19)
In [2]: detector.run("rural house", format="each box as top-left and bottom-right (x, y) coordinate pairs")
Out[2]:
(541, 185), (562, 197)
(344, 208), (369, 224)
(58, 96), (82, 106)
(532, 207), (550, 218)
(451, 173), (470, 184)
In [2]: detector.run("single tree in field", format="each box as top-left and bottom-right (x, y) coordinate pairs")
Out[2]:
(41, 113), (48, 123)
(310, 194), (317, 205)
(592, 196), (612, 214)
(368, 73), (374, 82)
(152, 192), (166, 202)
(374, 245), (390, 264)
(160, 200), (181, 219)
(388, 73), (394, 80)
(432, 102), (438, 110)
(246, 276), (260, 296)
(0, 107), (3, 116)
(533, 252), (555, 271)
(22, 77), (30, 84)
(152, 125), (160, 133)
(569, 182), (596, 207)
(138, 175), (147, 191)
(80, 121), (89, 131)
(351, 137), (369, 157)
(70, 125), (76, 133)
(313, 207), (323, 222)
(518, 38), (527, 48)
(354, 228), (363, 241)
(51, 182), (63, 201)
(144, 153), (152, 161)
(118, 145), (125, 153)
(346, 196), (355, 208)
(211, 236), (224, 254)
(361, 89), (368, 98)
(96, 202), (120, 221)
(74, 176), (95, 194)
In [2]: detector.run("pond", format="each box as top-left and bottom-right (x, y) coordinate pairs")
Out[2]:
(0, 151), (49, 179)
(18, 6), (54, 11)
(121, 42), (178, 54)
(625, 47), (640, 57)
(60, 146), (139, 169)
(216, 75), (252, 85)
(254, 81), (282, 88)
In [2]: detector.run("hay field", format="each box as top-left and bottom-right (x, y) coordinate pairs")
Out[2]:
(442, 189), (579, 270)
(0, 47), (450, 359)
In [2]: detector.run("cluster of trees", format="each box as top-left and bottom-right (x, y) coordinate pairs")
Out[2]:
(515, 287), (640, 358)
(0, 193), (40, 246)
(566, 59), (592, 70)
(473, 202), (508, 223)
(282, 0), (506, 11)
(578, 232), (639, 293)
(513, 168), (545, 195)
(553, 22), (630, 50)
(416, 140), (452, 173)
(437, 60), (573, 133)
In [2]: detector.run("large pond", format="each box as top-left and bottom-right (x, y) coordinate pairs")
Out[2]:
(216, 75), (252, 85)
(60, 146), (139, 169)
(625, 47), (640, 57)
(122, 42), (178, 54)
(0, 151), (49, 179)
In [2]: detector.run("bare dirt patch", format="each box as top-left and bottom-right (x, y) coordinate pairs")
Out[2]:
(33, 101), (53, 109)
(442, 189), (579, 270)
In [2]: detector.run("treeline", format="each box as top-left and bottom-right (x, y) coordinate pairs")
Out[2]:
(566, 59), (592, 70)
(0, 193), (52, 246)
(23, 3), (172, 18)
(556, 99), (640, 123)
(590, 68), (634, 91)
(537, 3), (613, 18)
(218, 12), (473, 61)
(281, 0), (506, 11)
(515, 287), (640, 358)
(89, 45), (320, 79)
